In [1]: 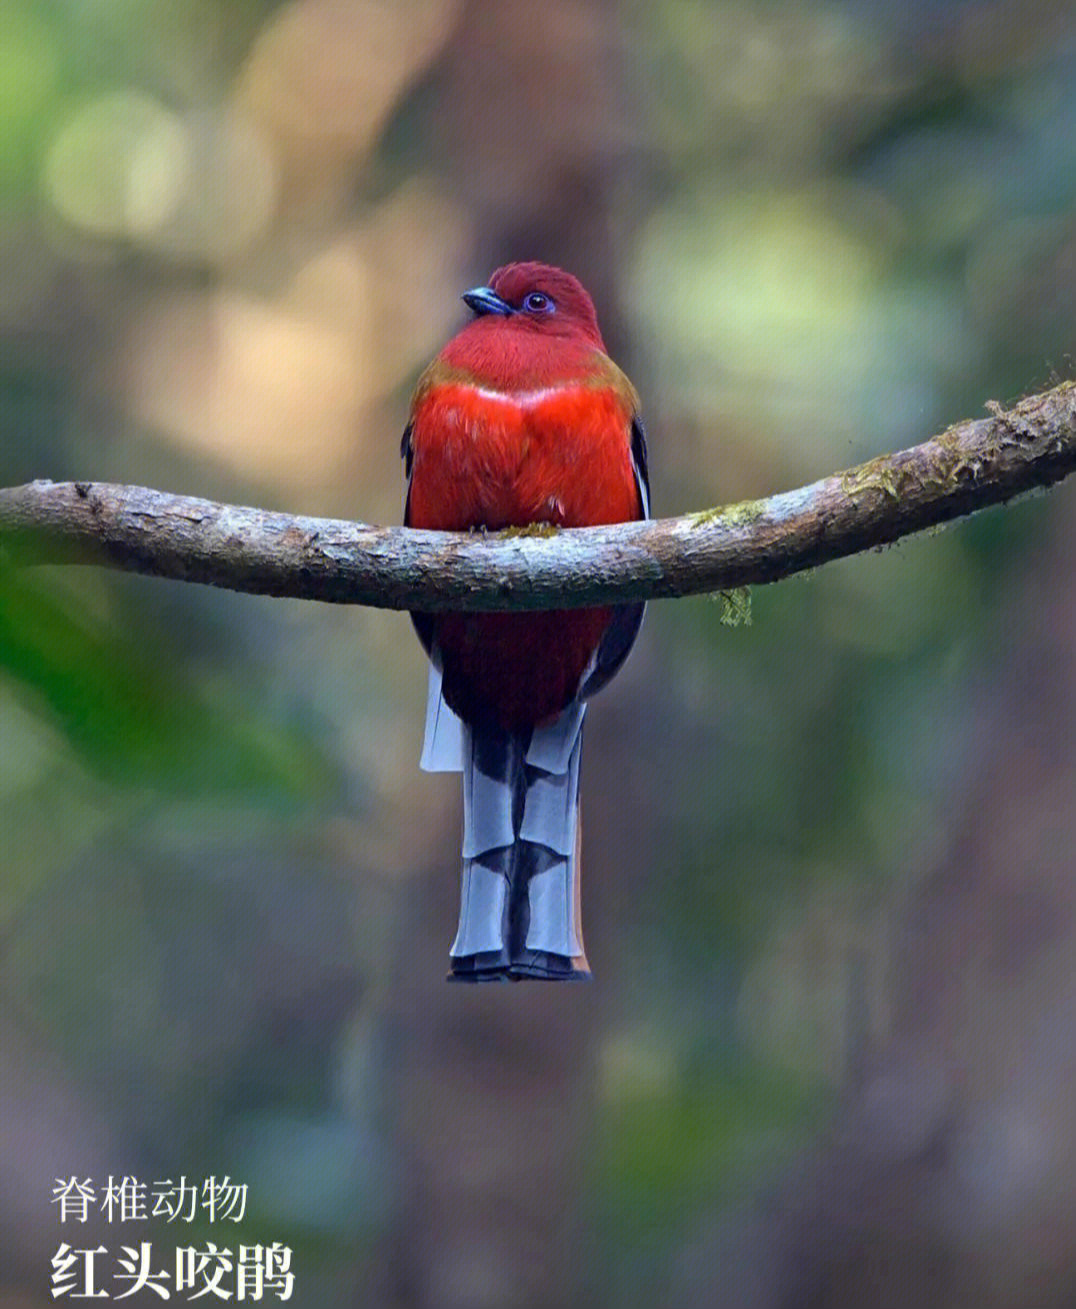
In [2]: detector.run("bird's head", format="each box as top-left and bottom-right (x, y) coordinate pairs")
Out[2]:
(460, 262), (604, 349)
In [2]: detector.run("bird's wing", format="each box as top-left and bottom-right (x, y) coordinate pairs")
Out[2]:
(402, 420), (438, 661)
(578, 413), (650, 700)
(629, 411), (651, 518)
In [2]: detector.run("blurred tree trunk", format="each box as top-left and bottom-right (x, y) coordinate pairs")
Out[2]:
(674, 497), (1076, 1309)
(422, 0), (643, 360)
(376, 3), (654, 1308)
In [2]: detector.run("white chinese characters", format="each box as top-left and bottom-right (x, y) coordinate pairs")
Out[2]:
(49, 1177), (292, 1302)
(51, 1177), (248, 1225)
(50, 1241), (294, 1301)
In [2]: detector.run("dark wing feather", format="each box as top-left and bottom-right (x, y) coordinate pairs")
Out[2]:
(401, 422), (414, 481)
(629, 412), (651, 518)
(579, 414), (650, 700)
(401, 422), (436, 658)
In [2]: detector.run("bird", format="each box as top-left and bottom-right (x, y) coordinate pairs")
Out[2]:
(403, 261), (650, 982)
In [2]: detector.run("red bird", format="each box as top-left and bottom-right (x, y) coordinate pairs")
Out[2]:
(403, 262), (649, 982)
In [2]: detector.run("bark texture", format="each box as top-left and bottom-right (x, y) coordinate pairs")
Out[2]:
(2, 384), (1074, 612)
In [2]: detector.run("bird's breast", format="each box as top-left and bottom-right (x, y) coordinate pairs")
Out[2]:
(407, 381), (638, 531)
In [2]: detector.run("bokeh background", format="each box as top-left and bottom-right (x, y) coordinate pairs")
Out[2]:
(4, 1), (1076, 1305)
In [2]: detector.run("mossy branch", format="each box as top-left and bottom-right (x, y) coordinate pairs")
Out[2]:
(1, 383), (1074, 612)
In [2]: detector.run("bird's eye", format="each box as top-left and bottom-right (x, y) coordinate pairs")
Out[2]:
(523, 291), (553, 313)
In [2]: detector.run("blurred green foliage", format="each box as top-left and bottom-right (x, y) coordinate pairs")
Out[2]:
(0, 562), (336, 797)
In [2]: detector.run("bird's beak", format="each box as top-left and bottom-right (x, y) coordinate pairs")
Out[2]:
(462, 286), (513, 317)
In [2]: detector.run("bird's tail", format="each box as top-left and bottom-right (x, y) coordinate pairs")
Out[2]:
(421, 668), (590, 982)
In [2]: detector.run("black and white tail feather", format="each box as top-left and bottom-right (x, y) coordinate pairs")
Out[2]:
(410, 416), (650, 982)
(421, 667), (590, 980)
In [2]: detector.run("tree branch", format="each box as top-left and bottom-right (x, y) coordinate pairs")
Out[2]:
(1, 383), (1074, 612)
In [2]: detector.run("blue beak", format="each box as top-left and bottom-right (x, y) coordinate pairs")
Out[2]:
(462, 286), (513, 317)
